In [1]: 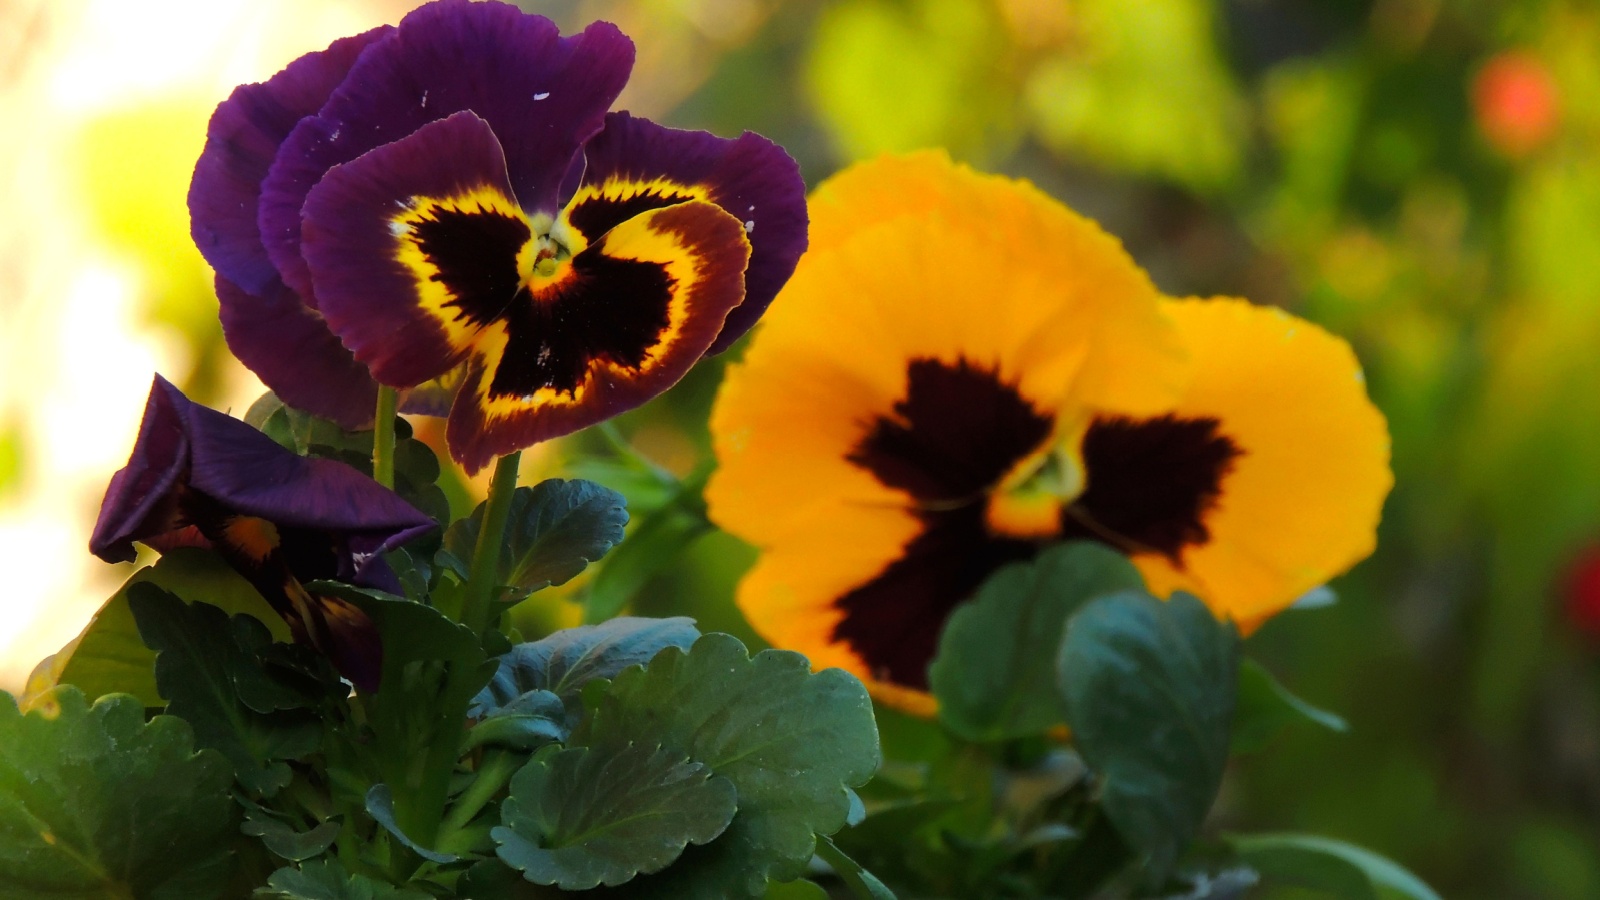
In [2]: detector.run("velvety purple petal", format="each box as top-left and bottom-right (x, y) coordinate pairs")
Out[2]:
(572, 111), (808, 352)
(94, 376), (436, 584)
(178, 406), (437, 579)
(189, 26), (393, 297)
(216, 275), (378, 430)
(259, 1), (633, 303)
(301, 111), (519, 388)
(90, 376), (193, 563)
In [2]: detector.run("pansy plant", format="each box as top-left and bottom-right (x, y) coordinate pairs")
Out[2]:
(89, 376), (435, 692)
(0, 3), (1440, 897)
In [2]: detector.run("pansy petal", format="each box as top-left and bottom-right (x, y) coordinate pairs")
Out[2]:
(93, 376), (437, 583)
(571, 111), (808, 351)
(805, 151), (1188, 416)
(447, 199), (752, 473)
(1123, 299), (1392, 629)
(259, 1), (632, 301)
(188, 26), (392, 297)
(301, 111), (522, 387)
(90, 378), (193, 564)
(216, 275), (378, 429)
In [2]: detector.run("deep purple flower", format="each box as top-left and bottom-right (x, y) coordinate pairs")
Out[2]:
(91, 376), (437, 693)
(189, 0), (808, 473)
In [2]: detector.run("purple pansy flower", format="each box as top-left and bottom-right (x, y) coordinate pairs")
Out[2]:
(189, 0), (808, 473)
(91, 376), (437, 693)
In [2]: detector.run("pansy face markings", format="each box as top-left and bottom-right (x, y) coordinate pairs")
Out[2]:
(832, 356), (1059, 689)
(561, 175), (709, 245)
(446, 198), (753, 471)
(391, 186), (536, 352)
(1062, 414), (1245, 564)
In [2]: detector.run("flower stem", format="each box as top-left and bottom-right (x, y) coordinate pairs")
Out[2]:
(372, 386), (398, 490)
(438, 749), (520, 841)
(462, 451), (521, 635)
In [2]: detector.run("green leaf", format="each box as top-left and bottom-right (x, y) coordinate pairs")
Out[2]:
(762, 880), (830, 899)
(814, 834), (898, 900)
(472, 617), (701, 730)
(445, 479), (628, 593)
(1231, 658), (1348, 754)
(494, 743), (738, 889)
(930, 543), (1144, 741)
(1231, 833), (1441, 900)
(0, 688), (237, 899)
(256, 859), (433, 899)
(365, 785), (458, 864)
(129, 586), (323, 796)
(575, 633), (881, 898)
(465, 689), (569, 753)
(40, 547), (288, 707)
(1056, 591), (1239, 879)
(242, 806), (341, 863)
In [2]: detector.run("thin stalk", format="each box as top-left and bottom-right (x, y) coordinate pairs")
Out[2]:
(461, 451), (521, 635)
(438, 750), (521, 841)
(372, 386), (398, 490)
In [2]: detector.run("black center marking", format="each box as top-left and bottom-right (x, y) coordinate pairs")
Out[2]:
(1063, 414), (1242, 562)
(566, 186), (697, 244)
(487, 247), (675, 399)
(834, 358), (1055, 689)
(409, 203), (531, 328)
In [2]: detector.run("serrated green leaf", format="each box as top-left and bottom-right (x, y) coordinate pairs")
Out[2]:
(36, 547), (288, 708)
(494, 743), (738, 889)
(1231, 833), (1440, 900)
(1231, 658), (1348, 754)
(256, 859), (433, 899)
(575, 633), (881, 898)
(472, 617), (700, 731)
(1057, 591), (1239, 880)
(445, 479), (628, 593)
(242, 807), (341, 863)
(930, 543), (1144, 742)
(465, 689), (569, 753)
(366, 785), (458, 864)
(0, 688), (237, 899)
(316, 586), (495, 851)
(129, 587), (323, 796)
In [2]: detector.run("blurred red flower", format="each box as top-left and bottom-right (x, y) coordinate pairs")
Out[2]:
(1471, 51), (1560, 159)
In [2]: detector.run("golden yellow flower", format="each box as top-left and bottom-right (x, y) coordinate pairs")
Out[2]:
(707, 152), (1390, 714)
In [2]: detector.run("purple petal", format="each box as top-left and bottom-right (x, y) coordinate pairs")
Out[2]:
(301, 111), (520, 388)
(217, 275), (379, 429)
(189, 26), (393, 298)
(93, 376), (436, 585)
(90, 377), (192, 564)
(572, 111), (808, 352)
(258, 1), (633, 303)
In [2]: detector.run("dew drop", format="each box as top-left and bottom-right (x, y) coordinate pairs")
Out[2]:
(744, 220), (756, 233)
(533, 91), (551, 101)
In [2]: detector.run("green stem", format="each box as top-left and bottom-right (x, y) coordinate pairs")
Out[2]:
(372, 386), (398, 490)
(438, 750), (520, 840)
(462, 451), (521, 635)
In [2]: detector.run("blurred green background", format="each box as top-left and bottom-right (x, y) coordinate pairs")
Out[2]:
(5, 0), (1600, 896)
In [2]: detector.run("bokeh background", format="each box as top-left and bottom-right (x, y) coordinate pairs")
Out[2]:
(3, 0), (1600, 896)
